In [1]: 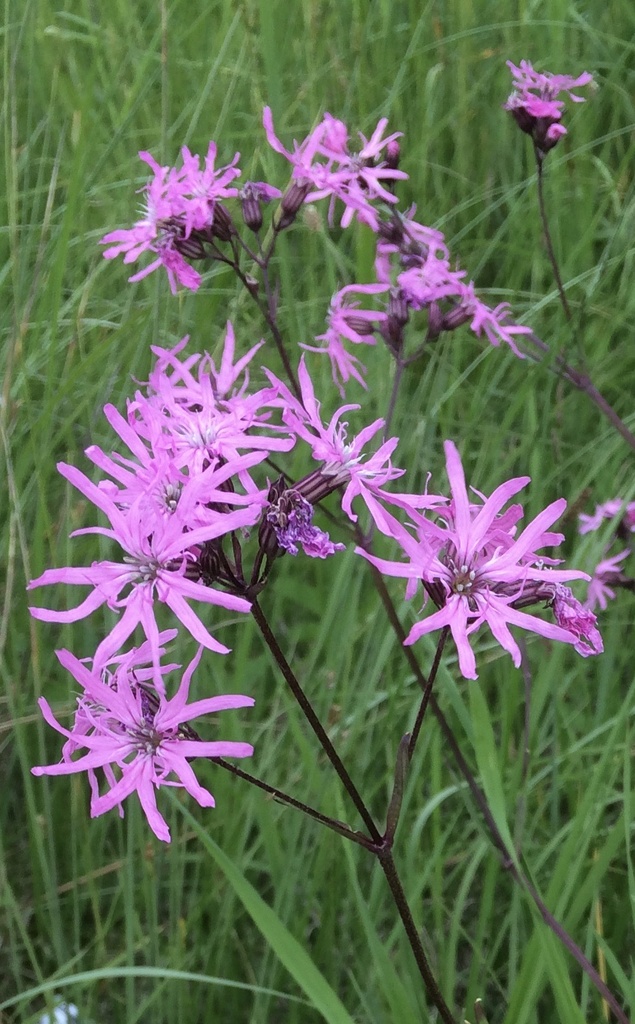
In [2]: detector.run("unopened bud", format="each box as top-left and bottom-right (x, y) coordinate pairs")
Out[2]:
(426, 301), (444, 342)
(241, 192), (263, 233)
(377, 215), (405, 246)
(211, 203), (235, 241)
(276, 180), (311, 231)
(387, 287), (409, 326)
(385, 139), (401, 170)
(441, 303), (472, 332)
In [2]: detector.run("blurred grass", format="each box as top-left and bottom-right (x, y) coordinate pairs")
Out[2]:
(2, 0), (635, 1022)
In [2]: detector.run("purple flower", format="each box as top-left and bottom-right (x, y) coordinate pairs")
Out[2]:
(358, 440), (595, 679)
(262, 107), (408, 230)
(100, 144), (241, 292)
(504, 59), (593, 155)
(266, 357), (405, 531)
(28, 462), (262, 664)
(32, 644), (254, 843)
(265, 488), (345, 559)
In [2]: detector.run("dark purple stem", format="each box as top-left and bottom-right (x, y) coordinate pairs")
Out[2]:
(211, 757), (375, 850)
(524, 329), (635, 452)
(378, 849), (457, 1024)
(408, 627), (449, 760)
(366, 561), (630, 1022)
(534, 145), (573, 321)
(250, 597), (382, 843)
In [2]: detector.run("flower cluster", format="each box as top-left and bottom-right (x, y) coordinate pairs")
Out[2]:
(99, 102), (544, 402)
(504, 59), (593, 156)
(263, 107), (407, 230)
(578, 498), (635, 610)
(27, 325), (289, 667)
(29, 326), (428, 834)
(34, 79), (604, 843)
(301, 208), (534, 394)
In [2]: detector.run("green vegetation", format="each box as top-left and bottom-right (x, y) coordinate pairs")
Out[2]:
(2, 1), (634, 1021)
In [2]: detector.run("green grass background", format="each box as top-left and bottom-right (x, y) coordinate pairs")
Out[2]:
(2, 0), (635, 1021)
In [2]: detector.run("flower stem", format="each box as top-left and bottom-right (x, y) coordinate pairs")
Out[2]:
(211, 757), (376, 850)
(523, 329), (635, 451)
(534, 147), (572, 322)
(408, 627), (449, 760)
(366, 561), (629, 1022)
(231, 260), (301, 398)
(250, 597), (382, 843)
(377, 849), (456, 1024)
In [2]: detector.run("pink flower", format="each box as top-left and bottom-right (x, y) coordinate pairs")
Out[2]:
(504, 59), (593, 155)
(579, 499), (635, 535)
(376, 212), (531, 357)
(266, 357), (405, 530)
(262, 107), (407, 229)
(100, 144), (242, 292)
(358, 440), (595, 679)
(32, 644), (253, 843)
(131, 329), (295, 476)
(585, 550), (630, 611)
(28, 462), (262, 664)
(303, 283), (389, 394)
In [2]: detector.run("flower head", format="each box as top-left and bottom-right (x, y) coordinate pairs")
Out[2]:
(303, 283), (389, 394)
(358, 441), (596, 678)
(28, 460), (263, 665)
(100, 145), (242, 291)
(266, 357), (405, 529)
(263, 107), (408, 229)
(32, 644), (253, 843)
(504, 59), (593, 156)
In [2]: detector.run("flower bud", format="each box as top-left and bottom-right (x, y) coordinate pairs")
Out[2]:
(275, 180), (311, 231)
(211, 203), (236, 241)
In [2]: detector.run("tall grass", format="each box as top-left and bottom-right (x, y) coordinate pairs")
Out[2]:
(2, 1), (634, 1021)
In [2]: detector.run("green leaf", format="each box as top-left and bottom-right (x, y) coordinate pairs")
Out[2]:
(177, 802), (357, 1024)
(468, 680), (517, 866)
